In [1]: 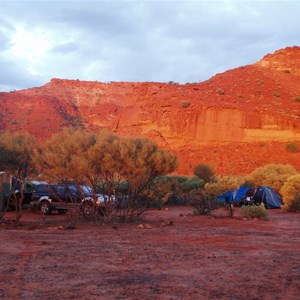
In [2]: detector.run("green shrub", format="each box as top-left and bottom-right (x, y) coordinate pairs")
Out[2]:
(241, 203), (269, 220)
(180, 176), (204, 193)
(152, 175), (202, 206)
(248, 163), (298, 192)
(205, 175), (240, 197)
(256, 79), (264, 86)
(181, 100), (190, 108)
(286, 142), (300, 153)
(295, 97), (300, 102)
(281, 175), (300, 209)
(194, 163), (215, 184)
(274, 92), (280, 98)
(286, 193), (300, 212)
(189, 190), (222, 215)
(217, 88), (225, 95)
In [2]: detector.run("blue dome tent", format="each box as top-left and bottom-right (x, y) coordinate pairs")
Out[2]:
(217, 186), (283, 209)
(252, 186), (283, 209)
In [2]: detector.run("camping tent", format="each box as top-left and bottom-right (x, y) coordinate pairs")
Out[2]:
(217, 185), (283, 209)
(217, 186), (251, 204)
(252, 186), (283, 209)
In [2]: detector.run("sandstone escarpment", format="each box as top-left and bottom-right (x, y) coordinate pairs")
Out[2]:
(0, 47), (299, 175)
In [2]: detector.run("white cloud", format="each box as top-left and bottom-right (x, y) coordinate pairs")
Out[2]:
(0, 0), (299, 91)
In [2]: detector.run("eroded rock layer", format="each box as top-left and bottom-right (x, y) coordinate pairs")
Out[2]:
(0, 46), (299, 175)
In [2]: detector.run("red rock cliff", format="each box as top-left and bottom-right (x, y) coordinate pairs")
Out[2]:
(0, 47), (299, 175)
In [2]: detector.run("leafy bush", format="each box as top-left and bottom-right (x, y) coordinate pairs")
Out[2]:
(273, 92), (280, 98)
(248, 163), (298, 192)
(256, 79), (264, 86)
(217, 88), (225, 95)
(295, 97), (300, 102)
(280, 175), (300, 210)
(204, 175), (240, 197)
(286, 193), (300, 212)
(286, 142), (300, 153)
(181, 100), (190, 108)
(180, 176), (204, 193)
(241, 203), (268, 220)
(160, 175), (205, 205)
(188, 190), (222, 215)
(194, 163), (215, 184)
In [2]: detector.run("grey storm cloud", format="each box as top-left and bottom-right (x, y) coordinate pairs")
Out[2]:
(0, 0), (299, 92)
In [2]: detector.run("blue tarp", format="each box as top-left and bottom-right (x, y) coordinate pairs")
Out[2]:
(217, 186), (250, 204)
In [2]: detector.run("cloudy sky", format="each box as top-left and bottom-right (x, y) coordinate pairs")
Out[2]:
(0, 0), (299, 92)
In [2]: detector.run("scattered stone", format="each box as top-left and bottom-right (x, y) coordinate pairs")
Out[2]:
(64, 224), (76, 230)
(28, 225), (37, 230)
(137, 223), (153, 229)
(160, 220), (174, 227)
(143, 223), (153, 229)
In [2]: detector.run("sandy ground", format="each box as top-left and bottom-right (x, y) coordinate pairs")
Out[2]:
(0, 206), (299, 300)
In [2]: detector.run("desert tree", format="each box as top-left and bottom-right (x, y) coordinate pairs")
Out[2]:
(35, 128), (178, 221)
(34, 128), (102, 220)
(0, 131), (35, 221)
(115, 137), (178, 219)
(201, 175), (241, 216)
(189, 163), (217, 214)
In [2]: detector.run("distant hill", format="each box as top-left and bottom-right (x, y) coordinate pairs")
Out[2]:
(0, 46), (299, 175)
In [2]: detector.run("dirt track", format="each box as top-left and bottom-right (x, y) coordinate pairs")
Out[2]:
(1, 207), (299, 300)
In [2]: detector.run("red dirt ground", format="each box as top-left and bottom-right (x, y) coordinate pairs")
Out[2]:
(1, 207), (299, 299)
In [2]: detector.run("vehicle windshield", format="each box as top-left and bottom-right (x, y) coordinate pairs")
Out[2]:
(81, 185), (93, 195)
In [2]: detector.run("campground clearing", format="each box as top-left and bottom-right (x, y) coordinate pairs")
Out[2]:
(0, 206), (299, 299)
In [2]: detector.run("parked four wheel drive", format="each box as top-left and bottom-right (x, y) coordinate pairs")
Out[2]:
(0, 171), (46, 212)
(30, 183), (107, 215)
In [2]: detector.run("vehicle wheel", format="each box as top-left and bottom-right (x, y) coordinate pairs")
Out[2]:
(9, 197), (16, 211)
(58, 210), (66, 215)
(81, 201), (95, 216)
(39, 201), (52, 215)
(9, 193), (21, 211)
(98, 206), (106, 216)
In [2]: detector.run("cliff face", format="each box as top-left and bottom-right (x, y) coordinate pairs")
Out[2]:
(0, 47), (299, 175)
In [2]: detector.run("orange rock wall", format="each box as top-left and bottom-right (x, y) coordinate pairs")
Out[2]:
(0, 46), (299, 175)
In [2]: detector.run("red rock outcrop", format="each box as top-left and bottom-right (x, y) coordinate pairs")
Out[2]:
(0, 47), (299, 175)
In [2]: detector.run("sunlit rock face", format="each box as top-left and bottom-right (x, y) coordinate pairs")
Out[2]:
(1, 47), (299, 175)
